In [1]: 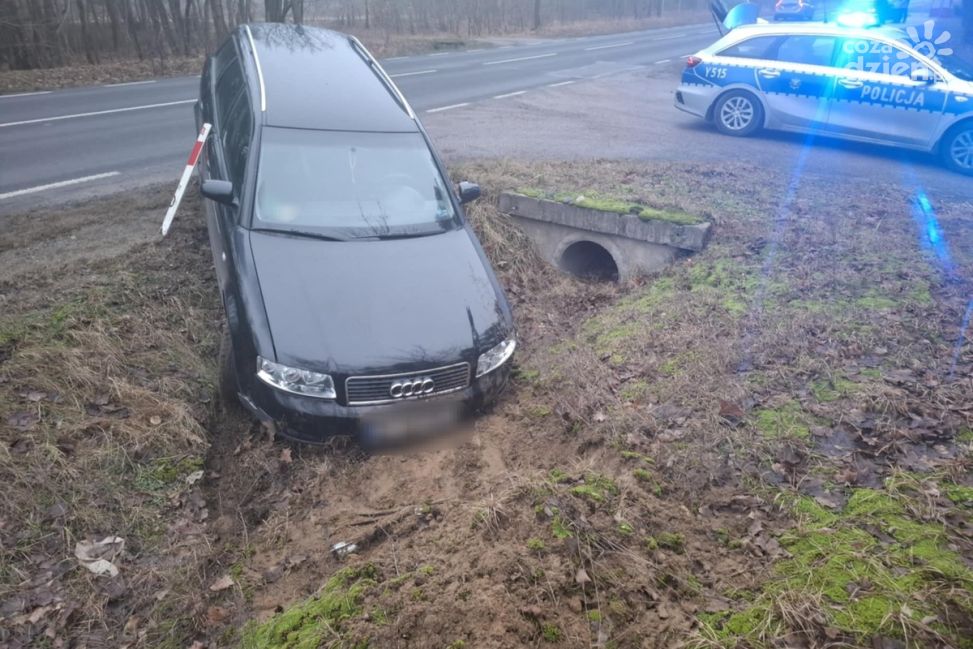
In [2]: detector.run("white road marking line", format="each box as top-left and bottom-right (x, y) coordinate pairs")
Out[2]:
(547, 80), (575, 87)
(584, 41), (634, 51)
(493, 90), (527, 99)
(390, 69), (438, 78)
(426, 103), (469, 113)
(104, 79), (157, 87)
(0, 90), (52, 99)
(655, 59), (671, 64)
(0, 171), (120, 200)
(385, 56), (406, 61)
(429, 52), (449, 56)
(483, 52), (556, 66)
(0, 99), (195, 128)
(466, 48), (484, 53)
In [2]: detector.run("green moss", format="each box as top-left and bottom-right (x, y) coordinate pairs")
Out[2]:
(656, 532), (685, 553)
(620, 380), (648, 402)
(617, 522), (634, 535)
(570, 473), (619, 503)
(856, 293), (897, 310)
(551, 516), (573, 540)
(549, 468), (570, 484)
(528, 404), (552, 418)
(134, 456), (204, 493)
(586, 610), (603, 622)
(699, 485), (973, 647)
(811, 376), (856, 402)
(944, 484), (973, 508)
(241, 564), (377, 649)
(754, 402), (812, 440)
(957, 428), (973, 444)
(541, 624), (562, 643)
(513, 367), (541, 382)
(517, 188), (702, 225)
(527, 538), (546, 552)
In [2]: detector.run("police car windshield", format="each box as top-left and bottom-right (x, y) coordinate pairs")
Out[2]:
(254, 127), (458, 240)
(938, 53), (973, 82)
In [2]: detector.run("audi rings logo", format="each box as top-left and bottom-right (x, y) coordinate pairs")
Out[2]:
(389, 377), (435, 398)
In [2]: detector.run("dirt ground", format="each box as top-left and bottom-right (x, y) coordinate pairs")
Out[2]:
(1, 159), (971, 649)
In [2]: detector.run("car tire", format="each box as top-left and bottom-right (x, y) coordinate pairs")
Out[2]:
(941, 122), (973, 176)
(218, 326), (240, 410)
(713, 91), (763, 137)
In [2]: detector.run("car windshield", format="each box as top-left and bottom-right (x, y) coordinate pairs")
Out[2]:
(254, 127), (458, 239)
(938, 52), (973, 82)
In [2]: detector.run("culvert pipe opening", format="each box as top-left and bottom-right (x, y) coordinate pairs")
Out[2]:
(559, 241), (619, 282)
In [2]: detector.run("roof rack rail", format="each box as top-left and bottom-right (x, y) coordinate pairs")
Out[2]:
(348, 36), (417, 121)
(243, 25), (267, 112)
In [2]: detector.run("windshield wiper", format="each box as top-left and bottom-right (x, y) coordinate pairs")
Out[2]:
(253, 227), (349, 242)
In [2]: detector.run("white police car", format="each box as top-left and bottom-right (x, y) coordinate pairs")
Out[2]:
(675, 21), (973, 174)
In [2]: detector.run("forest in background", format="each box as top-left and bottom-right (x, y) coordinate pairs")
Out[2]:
(0, 0), (711, 70)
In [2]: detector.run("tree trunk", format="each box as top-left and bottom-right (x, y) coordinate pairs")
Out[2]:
(533, 0), (541, 30)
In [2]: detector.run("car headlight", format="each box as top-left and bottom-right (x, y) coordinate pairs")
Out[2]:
(476, 338), (516, 378)
(256, 356), (336, 399)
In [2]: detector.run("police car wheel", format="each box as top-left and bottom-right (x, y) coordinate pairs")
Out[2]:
(714, 91), (763, 137)
(942, 124), (973, 175)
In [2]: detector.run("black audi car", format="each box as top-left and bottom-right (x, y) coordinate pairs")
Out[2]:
(194, 23), (515, 443)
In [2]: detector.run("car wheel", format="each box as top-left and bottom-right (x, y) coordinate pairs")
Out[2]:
(714, 91), (763, 137)
(942, 123), (973, 175)
(218, 326), (240, 409)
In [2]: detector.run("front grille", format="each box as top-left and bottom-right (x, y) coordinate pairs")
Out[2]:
(345, 362), (471, 405)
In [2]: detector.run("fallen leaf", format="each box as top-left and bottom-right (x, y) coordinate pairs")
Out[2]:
(575, 567), (591, 586)
(7, 412), (38, 431)
(209, 575), (234, 592)
(206, 606), (228, 625)
(279, 448), (293, 465)
(185, 470), (204, 486)
(75, 537), (124, 577)
(149, 416), (162, 426)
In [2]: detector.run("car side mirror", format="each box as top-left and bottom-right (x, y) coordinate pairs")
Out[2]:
(458, 181), (481, 205)
(910, 67), (935, 85)
(200, 179), (235, 205)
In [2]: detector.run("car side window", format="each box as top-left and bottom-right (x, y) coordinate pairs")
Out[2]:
(718, 36), (781, 60)
(837, 38), (927, 78)
(775, 36), (837, 67)
(221, 90), (253, 199)
(215, 60), (245, 130)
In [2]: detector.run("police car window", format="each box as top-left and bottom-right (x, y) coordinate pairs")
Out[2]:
(776, 36), (836, 67)
(255, 128), (459, 239)
(836, 39), (922, 78)
(718, 36), (780, 60)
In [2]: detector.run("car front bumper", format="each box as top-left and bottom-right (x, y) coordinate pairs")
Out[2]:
(238, 365), (511, 444)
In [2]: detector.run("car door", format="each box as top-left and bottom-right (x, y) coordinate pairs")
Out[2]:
(208, 55), (249, 292)
(755, 34), (838, 131)
(828, 37), (949, 148)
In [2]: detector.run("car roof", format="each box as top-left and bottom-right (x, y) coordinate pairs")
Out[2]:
(242, 23), (418, 133)
(725, 21), (909, 43)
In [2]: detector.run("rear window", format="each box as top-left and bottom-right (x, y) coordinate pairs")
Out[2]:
(776, 35), (837, 67)
(718, 36), (780, 60)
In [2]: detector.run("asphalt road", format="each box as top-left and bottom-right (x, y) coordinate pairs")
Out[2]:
(0, 23), (718, 212)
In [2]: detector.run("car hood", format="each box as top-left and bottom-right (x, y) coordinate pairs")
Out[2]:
(249, 228), (509, 374)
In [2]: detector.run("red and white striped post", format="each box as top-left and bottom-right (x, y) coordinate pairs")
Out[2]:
(161, 122), (211, 237)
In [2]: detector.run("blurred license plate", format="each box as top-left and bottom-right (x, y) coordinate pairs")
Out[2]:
(362, 400), (461, 443)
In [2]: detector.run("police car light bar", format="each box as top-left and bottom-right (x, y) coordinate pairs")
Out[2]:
(161, 122), (211, 237)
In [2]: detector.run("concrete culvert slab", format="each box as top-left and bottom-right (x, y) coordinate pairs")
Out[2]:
(559, 240), (619, 281)
(498, 192), (712, 281)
